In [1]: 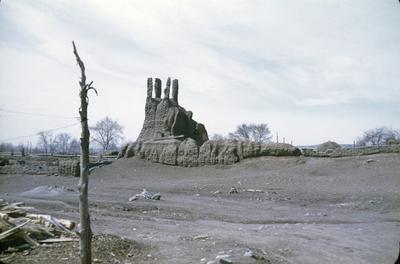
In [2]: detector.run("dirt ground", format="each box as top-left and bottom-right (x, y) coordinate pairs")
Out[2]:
(0, 153), (399, 263)
(1, 234), (148, 264)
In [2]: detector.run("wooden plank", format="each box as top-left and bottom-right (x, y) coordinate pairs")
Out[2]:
(40, 237), (78, 243)
(0, 220), (31, 241)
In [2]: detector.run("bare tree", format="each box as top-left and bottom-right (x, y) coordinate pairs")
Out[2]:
(211, 133), (226, 141)
(19, 144), (25, 157)
(229, 123), (272, 143)
(356, 127), (400, 146)
(54, 133), (72, 154)
(37, 131), (54, 154)
(251, 123), (272, 143)
(73, 40), (97, 264)
(0, 143), (13, 153)
(229, 124), (251, 141)
(69, 138), (81, 155)
(91, 117), (123, 152)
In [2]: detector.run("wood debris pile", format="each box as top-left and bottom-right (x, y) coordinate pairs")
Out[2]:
(129, 189), (161, 201)
(0, 199), (77, 254)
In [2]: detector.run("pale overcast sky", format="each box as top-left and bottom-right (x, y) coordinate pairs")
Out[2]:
(0, 0), (399, 146)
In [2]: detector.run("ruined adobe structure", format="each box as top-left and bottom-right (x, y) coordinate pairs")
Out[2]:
(137, 77), (208, 145)
(119, 78), (301, 166)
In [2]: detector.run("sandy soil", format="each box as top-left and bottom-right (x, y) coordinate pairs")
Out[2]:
(0, 153), (399, 263)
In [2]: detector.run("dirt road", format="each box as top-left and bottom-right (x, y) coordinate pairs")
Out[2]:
(1, 153), (399, 263)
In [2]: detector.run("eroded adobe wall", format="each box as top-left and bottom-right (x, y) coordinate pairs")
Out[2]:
(137, 77), (208, 145)
(119, 140), (301, 167)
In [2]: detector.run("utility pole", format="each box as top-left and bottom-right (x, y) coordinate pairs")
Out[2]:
(73, 41), (97, 264)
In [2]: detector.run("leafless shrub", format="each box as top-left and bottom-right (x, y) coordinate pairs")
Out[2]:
(229, 123), (272, 143)
(91, 117), (124, 152)
(356, 127), (400, 146)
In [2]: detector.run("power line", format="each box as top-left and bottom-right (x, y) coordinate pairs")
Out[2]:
(0, 122), (81, 142)
(0, 108), (79, 119)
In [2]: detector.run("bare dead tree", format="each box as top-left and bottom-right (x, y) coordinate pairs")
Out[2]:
(73, 40), (97, 264)
(37, 131), (54, 154)
(54, 133), (72, 154)
(91, 117), (124, 152)
(356, 127), (400, 146)
(229, 123), (272, 143)
(210, 133), (226, 141)
(251, 123), (272, 143)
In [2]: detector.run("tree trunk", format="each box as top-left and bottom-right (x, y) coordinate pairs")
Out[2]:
(73, 41), (97, 264)
(79, 94), (91, 264)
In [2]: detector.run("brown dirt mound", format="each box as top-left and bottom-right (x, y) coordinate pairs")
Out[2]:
(317, 141), (341, 152)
